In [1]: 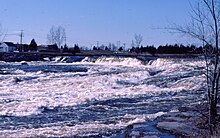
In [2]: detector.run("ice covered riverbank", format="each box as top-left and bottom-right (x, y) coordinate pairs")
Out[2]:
(0, 57), (210, 137)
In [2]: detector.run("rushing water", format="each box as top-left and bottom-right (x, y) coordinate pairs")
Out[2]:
(0, 57), (206, 137)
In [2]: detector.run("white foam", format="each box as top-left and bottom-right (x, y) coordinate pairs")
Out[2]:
(0, 114), (148, 137)
(148, 58), (174, 67)
(0, 123), (122, 137)
(146, 112), (167, 120)
(82, 56), (145, 66)
(0, 59), (206, 116)
(0, 58), (207, 136)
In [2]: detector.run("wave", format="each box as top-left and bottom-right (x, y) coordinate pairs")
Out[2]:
(148, 58), (175, 66)
(82, 56), (146, 66)
(81, 56), (203, 68)
(0, 58), (206, 137)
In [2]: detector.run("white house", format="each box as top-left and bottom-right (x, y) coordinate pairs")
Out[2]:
(0, 42), (17, 52)
(0, 42), (8, 52)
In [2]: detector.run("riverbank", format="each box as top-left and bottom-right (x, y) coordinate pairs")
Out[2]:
(0, 52), (202, 62)
(157, 102), (220, 137)
(0, 52), (43, 62)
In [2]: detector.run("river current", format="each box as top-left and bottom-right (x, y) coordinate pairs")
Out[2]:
(0, 57), (206, 137)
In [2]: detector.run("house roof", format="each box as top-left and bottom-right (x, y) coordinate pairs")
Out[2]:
(4, 42), (16, 47)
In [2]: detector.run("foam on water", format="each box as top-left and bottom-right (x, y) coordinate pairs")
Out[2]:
(146, 111), (167, 120)
(0, 58), (207, 137)
(82, 56), (145, 66)
(0, 59), (205, 115)
(0, 113), (149, 137)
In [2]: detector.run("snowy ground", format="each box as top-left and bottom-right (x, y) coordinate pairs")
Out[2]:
(0, 57), (207, 137)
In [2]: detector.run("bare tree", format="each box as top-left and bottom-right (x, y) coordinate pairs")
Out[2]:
(0, 24), (5, 42)
(131, 40), (135, 48)
(47, 25), (66, 48)
(0, 24), (2, 42)
(134, 34), (143, 47)
(170, 0), (219, 135)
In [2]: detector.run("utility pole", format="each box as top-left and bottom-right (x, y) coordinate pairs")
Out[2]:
(117, 41), (121, 48)
(123, 43), (126, 51)
(64, 36), (67, 45)
(20, 30), (24, 52)
(96, 41), (99, 48)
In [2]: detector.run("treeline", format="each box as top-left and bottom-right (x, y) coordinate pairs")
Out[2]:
(92, 43), (124, 51)
(18, 39), (81, 54)
(19, 38), (204, 56)
(91, 43), (203, 55)
(130, 44), (203, 55)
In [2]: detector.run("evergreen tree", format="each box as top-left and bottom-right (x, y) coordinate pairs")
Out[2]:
(29, 38), (37, 51)
(118, 47), (123, 51)
(74, 44), (80, 53)
(93, 46), (98, 50)
(63, 44), (69, 53)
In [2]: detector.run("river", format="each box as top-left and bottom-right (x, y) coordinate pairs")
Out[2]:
(0, 57), (206, 137)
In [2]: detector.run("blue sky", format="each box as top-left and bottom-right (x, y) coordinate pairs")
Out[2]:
(0, 0), (193, 48)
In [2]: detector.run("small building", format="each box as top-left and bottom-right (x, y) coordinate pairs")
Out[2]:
(0, 42), (17, 52)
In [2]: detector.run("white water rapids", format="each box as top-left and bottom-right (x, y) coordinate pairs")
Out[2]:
(0, 57), (207, 137)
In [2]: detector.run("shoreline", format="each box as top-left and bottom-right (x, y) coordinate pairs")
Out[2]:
(0, 52), (202, 62)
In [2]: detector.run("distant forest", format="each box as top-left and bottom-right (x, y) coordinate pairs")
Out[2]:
(92, 43), (203, 55)
(129, 44), (203, 55)
(17, 38), (204, 56)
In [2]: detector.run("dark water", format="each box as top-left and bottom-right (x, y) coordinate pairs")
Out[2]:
(0, 59), (206, 137)
(0, 89), (205, 137)
(0, 63), (88, 73)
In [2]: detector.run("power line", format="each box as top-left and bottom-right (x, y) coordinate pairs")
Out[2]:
(5, 33), (20, 36)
